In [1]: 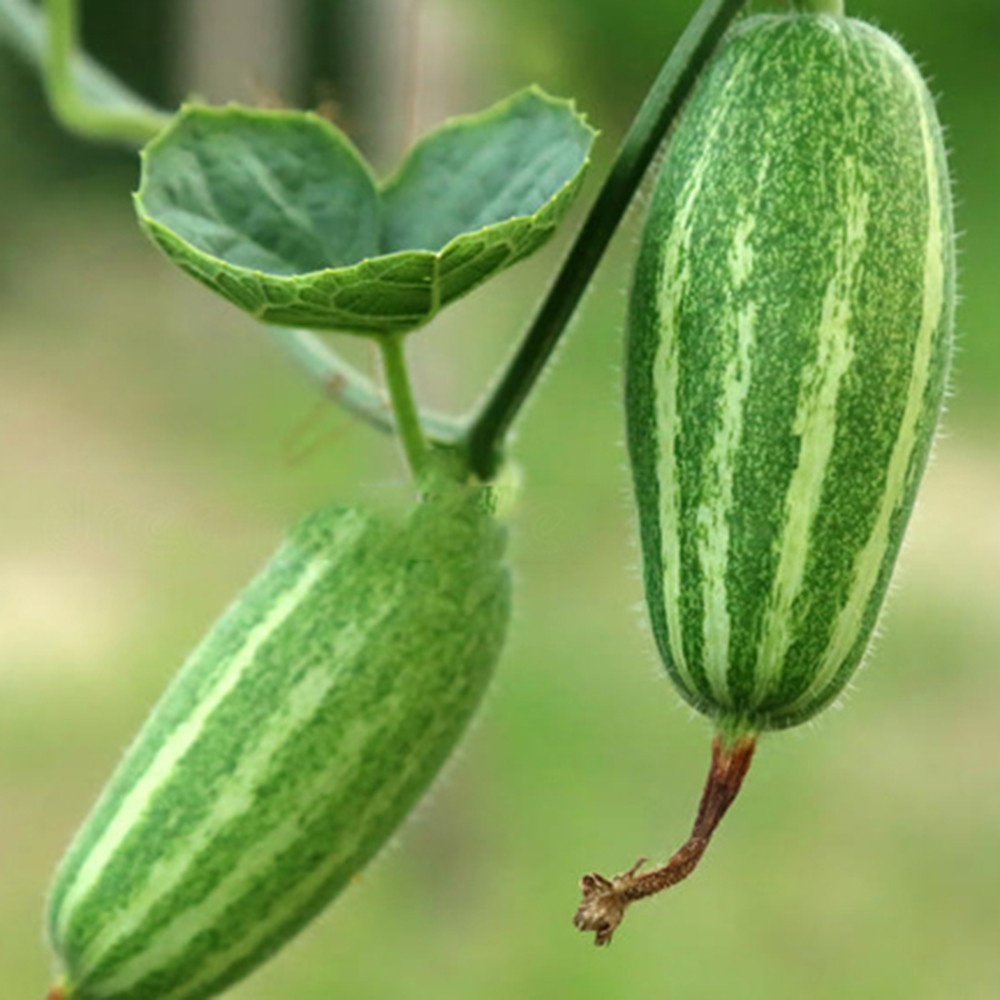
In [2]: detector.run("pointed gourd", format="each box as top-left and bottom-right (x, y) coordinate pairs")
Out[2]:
(575, 11), (956, 945)
(626, 13), (955, 734)
(46, 483), (511, 1000)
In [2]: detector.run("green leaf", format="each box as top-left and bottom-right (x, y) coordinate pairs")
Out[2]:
(134, 88), (595, 335)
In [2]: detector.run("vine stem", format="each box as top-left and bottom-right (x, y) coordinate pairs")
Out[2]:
(461, 0), (749, 480)
(0, 0), (142, 109)
(41, 0), (169, 145)
(268, 328), (462, 446)
(379, 334), (431, 481)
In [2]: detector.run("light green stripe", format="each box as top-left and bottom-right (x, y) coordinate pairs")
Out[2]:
(696, 208), (758, 704)
(75, 593), (396, 980)
(753, 159), (869, 701)
(91, 708), (382, 997)
(154, 710), (447, 1000)
(54, 514), (367, 943)
(654, 56), (749, 700)
(790, 54), (945, 713)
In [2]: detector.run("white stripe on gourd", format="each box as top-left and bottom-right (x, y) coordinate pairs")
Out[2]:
(696, 206), (758, 707)
(754, 160), (869, 702)
(790, 47), (948, 715)
(77, 603), (394, 981)
(52, 518), (364, 947)
(652, 54), (752, 703)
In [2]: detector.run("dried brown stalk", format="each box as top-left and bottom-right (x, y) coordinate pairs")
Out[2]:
(574, 733), (756, 945)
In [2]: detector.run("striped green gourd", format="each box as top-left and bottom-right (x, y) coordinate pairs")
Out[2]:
(575, 9), (955, 945)
(626, 12), (955, 734)
(46, 483), (511, 1000)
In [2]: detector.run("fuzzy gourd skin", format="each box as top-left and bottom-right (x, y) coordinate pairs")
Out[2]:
(46, 484), (510, 1000)
(626, 14), (955, 733)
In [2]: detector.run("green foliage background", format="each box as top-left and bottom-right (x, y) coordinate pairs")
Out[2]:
(1, 2), (998, 997)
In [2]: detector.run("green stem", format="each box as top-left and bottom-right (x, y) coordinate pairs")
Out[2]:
(461, 0), (747, 480)
(379, 335), (431, 481)
(41, 0), (170, 146)
(269, 328), (463, 446)
(790, 0), (844, 13)
(0, 0), (143, 110)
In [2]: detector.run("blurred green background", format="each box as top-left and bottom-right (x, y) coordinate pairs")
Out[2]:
(1, 1), (998, 997)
